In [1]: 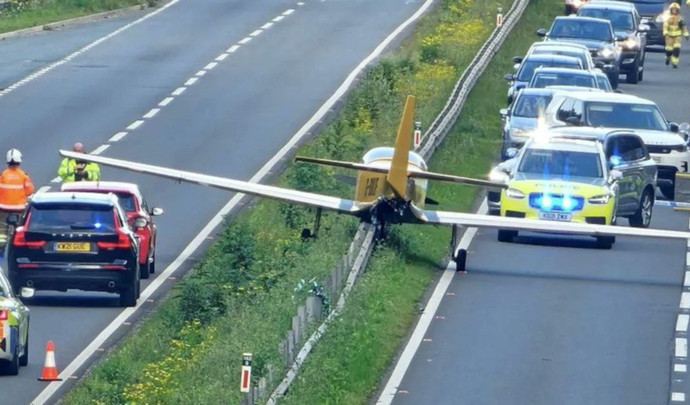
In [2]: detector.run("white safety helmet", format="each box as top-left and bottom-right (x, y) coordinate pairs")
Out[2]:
(6, 148), (22, 164)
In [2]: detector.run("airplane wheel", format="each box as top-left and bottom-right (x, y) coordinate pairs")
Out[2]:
(454, 249), (467, 272)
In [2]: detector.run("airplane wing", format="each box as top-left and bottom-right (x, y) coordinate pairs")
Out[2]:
(419, 209), (690, 240)
(59, 151), (364, 216)
(295, 156), (506, 189)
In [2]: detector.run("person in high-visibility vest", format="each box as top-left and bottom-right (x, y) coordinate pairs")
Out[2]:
(664, 2), (689, 68)
(57, 142), (101, 182)
(0, 149), (35, 248)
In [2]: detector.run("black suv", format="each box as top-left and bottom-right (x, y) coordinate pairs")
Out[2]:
(538, 16), (622, 88)
(623, 0), (675, 47)
(578, 1), (648, 84)
(6, 192), (141, 307)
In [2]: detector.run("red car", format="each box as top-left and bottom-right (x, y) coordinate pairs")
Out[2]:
(61, 181), (163, 279)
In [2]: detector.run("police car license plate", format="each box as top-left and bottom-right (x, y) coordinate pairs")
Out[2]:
(538, 212), (572, 222)
(55, 242), (91, 252)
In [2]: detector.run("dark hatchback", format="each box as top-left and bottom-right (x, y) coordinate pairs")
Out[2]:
(6, 192), (141, 307)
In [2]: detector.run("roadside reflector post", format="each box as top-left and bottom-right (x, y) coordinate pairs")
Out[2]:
(240, 353), (252, 394)
(413, 121), (422, 150)
(496, 7), (503, 27)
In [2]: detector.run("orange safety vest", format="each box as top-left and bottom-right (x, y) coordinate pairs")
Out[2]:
(0, 166), (34, 211)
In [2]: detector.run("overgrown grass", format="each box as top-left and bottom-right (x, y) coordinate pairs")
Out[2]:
(61, 0), (564, 404)
(281, 0), (560, 402)
(0, 0), (155, 34)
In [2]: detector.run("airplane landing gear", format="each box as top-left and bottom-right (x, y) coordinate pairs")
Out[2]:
(449, 225), (467, 272)
(301, 208), (323, 239)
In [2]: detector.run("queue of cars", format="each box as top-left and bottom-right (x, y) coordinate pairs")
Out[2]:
(496, 0), (689, 246)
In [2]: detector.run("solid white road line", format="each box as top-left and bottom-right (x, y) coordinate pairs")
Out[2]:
(32, 0), (437, 401)
(377, 200), (487, 405)
(108, 132), (128, 142)
(126, 120), (144, 130)
(0, 0), (182, 98)
(677, 314), (689, 332)
(677, 338), (688, 358)
(158, 97), (174, 107)
(91, 145), (110, 155)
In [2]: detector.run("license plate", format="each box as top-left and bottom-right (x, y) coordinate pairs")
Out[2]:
(538, 212), (572, 222)
(55, 242), (91, 252)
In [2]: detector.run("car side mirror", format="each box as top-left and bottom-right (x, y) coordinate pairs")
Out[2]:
(610, 169), (623, 183)
(594, 61), (605, 69)
(536, 28), (547, 37)
(679, 123), (690, 141)
(670, 122), (680, 133)
(505, 148), (519, 159)
(565, 116), (581, 126)
(7, 213), (19, 226)
(513, 63), (521, 71)
(150, 207), (164, 216)
(499, 108), (509, 118)
(20, 287), (35, 299)
(504, 73), (514, 81)
(639, 24), (650, 32)
(512, 56), (523, 64)
(134, 217), (148, 228)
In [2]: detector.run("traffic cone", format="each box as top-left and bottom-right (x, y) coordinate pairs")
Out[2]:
(38, 341), (62, 381)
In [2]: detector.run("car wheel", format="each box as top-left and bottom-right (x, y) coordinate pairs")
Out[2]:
(19, 331), (28, 367)
(596, 236), (615, 249)
(1, 332), (19, 375)
(638, 52), (645, 81)
(626, 62), (640, 84)
(609, 72), (619, 89)
(140, 260), (150, 280)
(660, 185), (675, 200)
(149, 256), (156, 274)
(453, 249), (467, 272)
(629, 191), (653, 228)
(497, 229), (517, 242)
(119, 277), (137, 307)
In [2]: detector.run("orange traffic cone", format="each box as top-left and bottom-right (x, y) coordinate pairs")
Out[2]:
(38, 341), (62, 381)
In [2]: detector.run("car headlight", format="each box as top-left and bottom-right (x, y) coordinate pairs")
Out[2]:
(588, 194), (612, 204)
(506, 188), (525, 199)
(656, 11), (670, 23)
(510, 128), (529, 138)
(622, 37), (639, 50)
(599, 47), (614, 58)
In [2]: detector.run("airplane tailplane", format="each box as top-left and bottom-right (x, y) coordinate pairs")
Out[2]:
(387, 95), (415, 198)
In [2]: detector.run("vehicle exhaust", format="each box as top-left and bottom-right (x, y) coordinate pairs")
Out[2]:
(108, 281), (116, 288)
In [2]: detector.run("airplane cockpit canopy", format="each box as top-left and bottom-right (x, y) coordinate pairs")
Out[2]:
(362, 147), (428, 171)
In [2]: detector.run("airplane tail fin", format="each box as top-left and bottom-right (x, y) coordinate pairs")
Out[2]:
(387, 95), (415, 198)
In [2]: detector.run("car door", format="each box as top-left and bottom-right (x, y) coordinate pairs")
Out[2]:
(604, 133), (647, 215)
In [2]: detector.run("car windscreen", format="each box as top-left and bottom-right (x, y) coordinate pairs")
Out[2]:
(579, 9), (634, 31)
(518, 149), (603, 178)
(530, 72), (597, 89)
(517, 60), (582, 81)
(512, 94), (553, 118)
(550, 20), (613, 41)
(27, 204), (116, 232)
(585, 102), (667, 130)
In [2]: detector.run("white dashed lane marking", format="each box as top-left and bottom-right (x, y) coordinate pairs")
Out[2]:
(238, 37), (252, 44)
(184, 77), (198, 86)
(677, 315), (689, 332)
(143, 108), (160, 119)
(261, 22), (274, 29)
(109, 132), (128, 142)
(172, 87), (186, 96)
(37, 186), (51, 193)
(204, 62), (218, 70)
(227, 45), (240, 53)
(682, 292), (690, 310)
(215, 54), (228, 62)
(159, 97), (174, 107)
(678, 338), (688, 358)
(126, 120), (144, 130)
(273, 15), (285, 22)
(684, 272), (690, 287)
(283, 9), (295, 15)
(195, 70), (207, 77)
(91, 145), (110, 155)
(677, 364), (688, 373)
(672, 392), (686, 402)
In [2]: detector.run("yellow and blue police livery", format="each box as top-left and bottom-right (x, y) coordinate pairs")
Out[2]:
(0, 271), (30, 375)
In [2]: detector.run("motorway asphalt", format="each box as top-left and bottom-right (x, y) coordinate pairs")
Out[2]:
(0, 0), (430, 403)
(391, 9), (690, 405)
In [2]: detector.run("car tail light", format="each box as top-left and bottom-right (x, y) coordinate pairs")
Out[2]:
(97, 229), (132, 250)
(0, 310), (7, 321)
(13, 227), (46, 249)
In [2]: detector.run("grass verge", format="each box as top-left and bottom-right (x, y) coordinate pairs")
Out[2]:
(281, 0), (560, 402)
(61, 0), (560, 404)
(0, 0), (157, 34)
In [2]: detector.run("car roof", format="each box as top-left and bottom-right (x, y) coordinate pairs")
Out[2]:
(551, 91), (655, 104)
(548, 126), (638, 140)
(525, 137), (601, 153)
(553, 15), (613, 25)
(580, 1), (636, 12)
(546, 85), (604, 92)
(530, 41), (589, 52)
(523, 54), (581, 63)
(515, 88), (557, 97)
(31, 191), (119, 206)
(533, 67), (595, 75)
(61, 181), (141, 196)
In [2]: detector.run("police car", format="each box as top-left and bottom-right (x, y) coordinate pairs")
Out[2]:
(0, 272), (31, 375)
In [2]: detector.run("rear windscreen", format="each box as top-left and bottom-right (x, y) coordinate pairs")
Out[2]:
(28, 204), (116, 232)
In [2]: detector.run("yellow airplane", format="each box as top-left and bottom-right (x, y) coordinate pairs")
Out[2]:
(60, 95), (690, 271)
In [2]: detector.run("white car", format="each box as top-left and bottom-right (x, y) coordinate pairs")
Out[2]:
(545, 91), (690, 199)
(0, 272), (31, 375)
